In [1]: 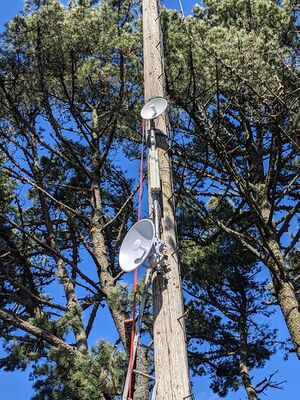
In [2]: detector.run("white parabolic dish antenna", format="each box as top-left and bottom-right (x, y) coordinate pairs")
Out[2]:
(119, 219), (155, 272)
(141, 96), (168, 120)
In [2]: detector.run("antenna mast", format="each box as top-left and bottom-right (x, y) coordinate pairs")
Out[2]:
(142, 1), (191, 398)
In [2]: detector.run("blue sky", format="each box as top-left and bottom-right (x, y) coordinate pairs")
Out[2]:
(0, 1), (298, 400)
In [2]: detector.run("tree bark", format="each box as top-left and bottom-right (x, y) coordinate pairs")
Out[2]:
(240, 334), (259, 400)
(271, 265), (300, 359)
(239, 323), (260, 400)
(260, 197), (300, 359)
(257, 181), (300, 359)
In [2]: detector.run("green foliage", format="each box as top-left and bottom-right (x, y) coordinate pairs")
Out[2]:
(164, 0), (295, 100)
(177, 196), (282, 397)
(3, 0), (141, 135)
(165, 0), (299, 370)
(107, 283), (131, 314)
(182, 230), (279, 397)
(30, 341), (125, 400)
(0, 1), (139, 398)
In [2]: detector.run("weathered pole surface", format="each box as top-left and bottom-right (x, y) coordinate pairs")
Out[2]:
(142, 1), (191, 399)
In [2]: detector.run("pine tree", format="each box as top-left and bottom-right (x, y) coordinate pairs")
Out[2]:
(0, 0), (144, 397)
(179, 201), (284, 399)
(163, 0), (300, 357)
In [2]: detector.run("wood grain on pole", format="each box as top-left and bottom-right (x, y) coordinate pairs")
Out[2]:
(142, 1), (191, 399)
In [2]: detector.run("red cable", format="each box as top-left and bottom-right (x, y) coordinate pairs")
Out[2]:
(128, 119), (146, 399)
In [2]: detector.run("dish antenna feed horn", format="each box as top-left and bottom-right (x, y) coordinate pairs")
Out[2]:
(119, 219), (166, 273)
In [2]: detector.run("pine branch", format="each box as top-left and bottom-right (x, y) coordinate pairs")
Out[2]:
(0, 308), (76, 355)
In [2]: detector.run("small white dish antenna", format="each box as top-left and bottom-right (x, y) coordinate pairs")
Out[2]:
(141, 96), (168, 120)
(119, 219), (155, 272)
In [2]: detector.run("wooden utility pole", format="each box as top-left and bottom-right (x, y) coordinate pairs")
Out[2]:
(142, 1), (191, 399)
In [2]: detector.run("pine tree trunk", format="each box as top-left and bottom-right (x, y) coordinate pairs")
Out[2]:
(266, 237), (300, 359)
(239, 324), (259, 400)
(273, 277), (300, 358)
(259, 197), (300, 358)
